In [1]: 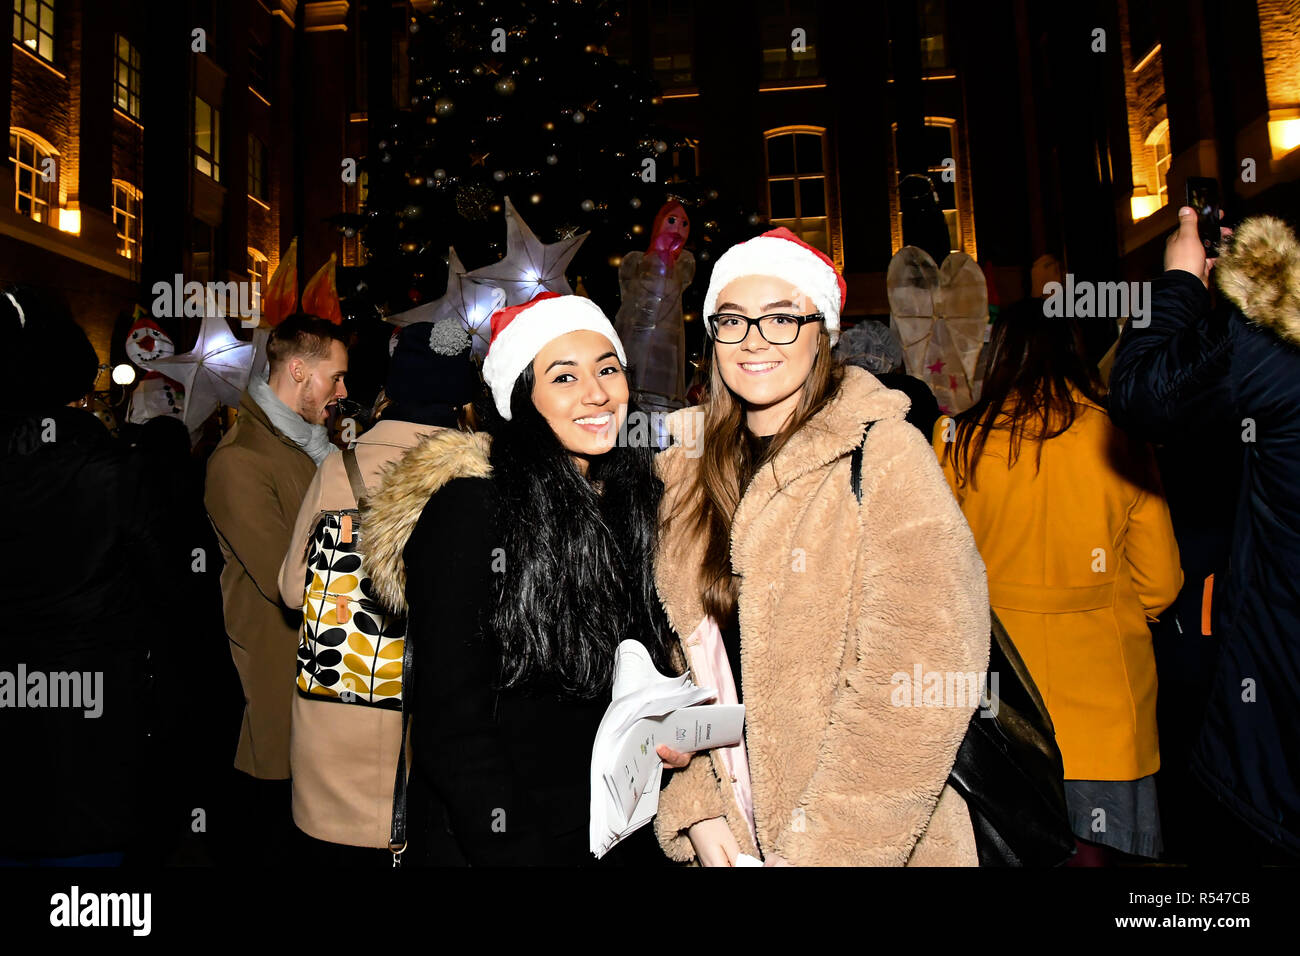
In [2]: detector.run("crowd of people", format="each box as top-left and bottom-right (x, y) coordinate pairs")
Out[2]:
(1, 208), (1296, 867)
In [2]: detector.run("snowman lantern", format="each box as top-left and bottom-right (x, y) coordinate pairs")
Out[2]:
(125, 315), (177, 368)
(123, 313), (188, 425)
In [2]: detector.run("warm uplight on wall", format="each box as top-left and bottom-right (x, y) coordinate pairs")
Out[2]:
(58, 205), (81, 235)
(1269, 112), (1300, 160)
(1131, 193), (1160, 221)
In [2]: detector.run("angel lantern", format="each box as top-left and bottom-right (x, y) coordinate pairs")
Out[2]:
(613, 200), (695, 414)
(887, 245), (989, 416)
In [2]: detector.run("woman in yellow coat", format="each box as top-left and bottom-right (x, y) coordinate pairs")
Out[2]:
(934, 299), (1182, 863)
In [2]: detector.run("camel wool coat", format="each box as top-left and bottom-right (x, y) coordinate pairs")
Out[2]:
(278, 419), (441, 848)
(653, 366), (991, 866)
(205, 390), (318, 779)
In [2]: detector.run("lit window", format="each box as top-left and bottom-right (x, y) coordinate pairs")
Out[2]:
(112, 180), (142, 261)
(924, 122), (960, 252)
(650, 0), (694, 88)
(1147, 120), (1171, 208)
(191, 220), (213, 283)
(114, 34), (141, 120)
(918, 0), (949, 71)
(248, 134), (267, 202)
(652, 53), (693, 88)
(8, 129), (57, 224)
(13, 0), (55, 63)
(343, 165), (368, 267)
(248, 248), (268, 317)
(194, 96), (220, 182)
(666, 138), (699, 184)
(891, 119), (963, 253)
(765, 127), (833, 258)
(760, 0), (819, 80)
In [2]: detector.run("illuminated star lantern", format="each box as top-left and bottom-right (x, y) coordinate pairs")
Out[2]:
(148, 306), (255, 430)
(386, 247), (507, 355)
(466, 196), (588, 306)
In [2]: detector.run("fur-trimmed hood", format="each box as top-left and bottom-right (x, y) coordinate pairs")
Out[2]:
(1216, 215), (1300, 348)
(364, 429), (492, 613)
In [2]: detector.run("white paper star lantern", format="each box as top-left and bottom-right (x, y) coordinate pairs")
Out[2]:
(148, 307), (255, 430)
(466, 196), (588, 306)
(386, 246), (506, 355)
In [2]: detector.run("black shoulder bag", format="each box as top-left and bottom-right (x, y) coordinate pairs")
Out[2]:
(850, 424), (1075, 866)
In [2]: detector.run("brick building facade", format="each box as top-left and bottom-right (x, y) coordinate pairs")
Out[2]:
(4, 1), (1297, 397)
(609, 0), (1300, 322)
(2, 0), (373, 398)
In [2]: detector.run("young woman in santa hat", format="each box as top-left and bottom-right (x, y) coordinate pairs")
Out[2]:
(365, 292), (674, 865)
(651, 228), (991, 866)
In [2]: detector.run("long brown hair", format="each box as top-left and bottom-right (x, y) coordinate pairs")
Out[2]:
(664, 330), (844, 624)
(944, 297), (1106, 489)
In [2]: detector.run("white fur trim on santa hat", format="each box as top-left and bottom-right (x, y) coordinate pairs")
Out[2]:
(482, 294), (626, 420)
(703, 233), (844, 344)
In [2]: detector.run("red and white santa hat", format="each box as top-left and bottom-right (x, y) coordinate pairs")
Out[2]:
(481, 291), (626, 420)
(703, 227), (847, 345)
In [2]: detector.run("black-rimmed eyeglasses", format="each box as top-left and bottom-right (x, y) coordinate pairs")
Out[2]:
(705, 312), (824, 345)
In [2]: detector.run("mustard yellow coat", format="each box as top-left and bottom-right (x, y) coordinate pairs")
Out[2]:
(932, 394), (1182, 781)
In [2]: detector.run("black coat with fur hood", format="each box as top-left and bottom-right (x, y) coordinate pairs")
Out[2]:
(1110, 216), (1300, 857)
(364, 429), (662, 866)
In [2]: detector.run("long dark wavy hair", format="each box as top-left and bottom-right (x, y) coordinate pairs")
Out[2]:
(943, 297), (1106, 489)
(485, 364), (675, 699)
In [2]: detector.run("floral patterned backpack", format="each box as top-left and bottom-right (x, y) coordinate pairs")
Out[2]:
(296, 448), (407, 710)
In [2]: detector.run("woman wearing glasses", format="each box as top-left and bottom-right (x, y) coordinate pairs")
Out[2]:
(652, 228), (990, 866)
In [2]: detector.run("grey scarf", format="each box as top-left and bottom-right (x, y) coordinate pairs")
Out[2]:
(248, 370), (335, 465)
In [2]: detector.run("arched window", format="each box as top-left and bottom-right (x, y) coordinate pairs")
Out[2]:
(889, 117), (974, 256)
(248, 248), (268, 318)
(8, 128), (58, 224)
(1146, 120), (1171, 209)
(112, 180), (142, 261)
(764, 126), (838, 262)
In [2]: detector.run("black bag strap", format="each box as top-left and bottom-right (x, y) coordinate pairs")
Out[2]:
(341, 446), (407, 863)
(850, 421), (874, 504)
(848, 416), (1071, 865)
(342, 447), (369, 505)
(389, 602), (415, 866)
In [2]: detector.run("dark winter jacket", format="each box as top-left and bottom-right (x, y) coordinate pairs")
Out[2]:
(0, 408), (164, 857)
(1109, 215), (1300, 856)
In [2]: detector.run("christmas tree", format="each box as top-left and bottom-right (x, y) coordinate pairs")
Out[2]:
(341, 0), (762, 387)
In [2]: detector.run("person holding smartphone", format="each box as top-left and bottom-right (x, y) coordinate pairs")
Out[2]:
(1109, 207), (1300, 862)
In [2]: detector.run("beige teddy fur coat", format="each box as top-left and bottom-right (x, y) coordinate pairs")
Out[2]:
(653, 365), (990, 866)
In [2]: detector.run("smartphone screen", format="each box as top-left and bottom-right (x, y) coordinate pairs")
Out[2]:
(1186, 177), (1220, 256)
